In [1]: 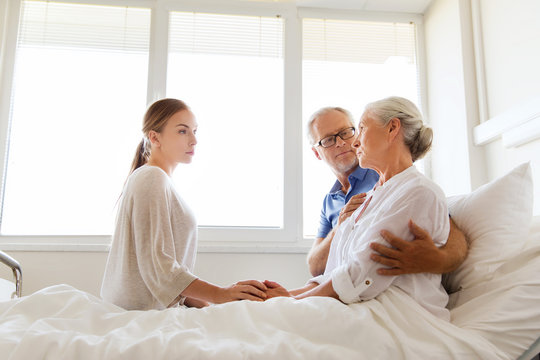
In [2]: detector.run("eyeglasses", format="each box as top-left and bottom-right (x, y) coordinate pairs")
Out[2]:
(315, 127), (356, 148)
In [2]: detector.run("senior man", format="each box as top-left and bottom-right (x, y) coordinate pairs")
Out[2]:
(306, 107), (468, 277)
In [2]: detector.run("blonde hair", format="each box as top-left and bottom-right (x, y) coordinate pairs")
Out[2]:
(129, 98), (189, 175)
(306, 107), (354, 145)
(364, 96), (432, 162)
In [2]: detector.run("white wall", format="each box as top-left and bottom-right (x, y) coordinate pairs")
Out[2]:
(424, 0), (539, 218)
(0, 0), (7, 65)
(0, 251), (311, 297)
(423, 0), (487, 196)
(0, 0), (12, 93)
(478, 0), (540, 215)
(479, 0), (540, 116)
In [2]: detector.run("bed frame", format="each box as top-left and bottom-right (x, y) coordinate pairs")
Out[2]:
(519, 338), (540, 360)
(0, 250), (22, 299)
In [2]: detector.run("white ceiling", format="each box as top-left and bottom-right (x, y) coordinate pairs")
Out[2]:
(245, 0), (434, 13)
(300, 0), (433, 13)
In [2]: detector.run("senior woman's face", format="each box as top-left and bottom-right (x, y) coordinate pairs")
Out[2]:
(352, 112), (388, 170)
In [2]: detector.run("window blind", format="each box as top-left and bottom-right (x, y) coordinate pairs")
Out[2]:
(169, 12), (283, 58)
(17, 0), (150, 52)
(2, 0), (150, 235)
(303, 18), (416, 64)
(166, 11), (284, 229)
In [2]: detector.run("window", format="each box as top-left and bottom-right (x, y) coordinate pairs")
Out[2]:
(301, 18), (420, 237)
(1, 1), (150, 235)
(0, 1), (424, 248)
(167, 12), (284, 228)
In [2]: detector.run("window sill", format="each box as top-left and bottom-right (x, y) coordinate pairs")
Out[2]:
(0, 236), (312, 254)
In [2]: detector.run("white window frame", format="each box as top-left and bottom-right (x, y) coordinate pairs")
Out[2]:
(0, 0), (426, 253)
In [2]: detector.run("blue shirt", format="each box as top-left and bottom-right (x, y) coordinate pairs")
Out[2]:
(316, 166), (379, 238)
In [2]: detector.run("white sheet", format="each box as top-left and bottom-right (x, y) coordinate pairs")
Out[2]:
(0, 284), (507, 360)
(0, 278), (15, 301)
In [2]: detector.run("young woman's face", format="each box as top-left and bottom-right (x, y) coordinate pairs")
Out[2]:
(156, 109), (198, 164)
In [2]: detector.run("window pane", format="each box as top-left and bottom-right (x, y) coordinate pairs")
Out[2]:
(167, 12), (284, 228)
(302, 19), (420, 237)
(1, 1), (150, 235)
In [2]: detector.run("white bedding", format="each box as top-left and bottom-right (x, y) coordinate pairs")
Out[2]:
(0, 234), (539, 360)
(2, 242), (538, 360)
(0, 283), (506, 360)
(1, 164), (539, 359)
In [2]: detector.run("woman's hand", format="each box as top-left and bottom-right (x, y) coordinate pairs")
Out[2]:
(184, 297), (209, 308)
(181, 278), (268, 305)
(262, 280), (291, 299)
(215, 280), (268, 303)
(338, 193), (367, 225)
(293, 279), (339, 301)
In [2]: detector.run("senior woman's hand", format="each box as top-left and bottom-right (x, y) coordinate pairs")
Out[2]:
(337, 193), (367, 225)
(262, 280), (291, 299)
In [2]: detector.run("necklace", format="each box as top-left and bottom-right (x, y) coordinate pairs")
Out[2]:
(354, 194), (373, 223)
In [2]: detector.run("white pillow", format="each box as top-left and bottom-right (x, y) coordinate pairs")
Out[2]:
(449, 244), (540, 359)
(443, 162), (533, 293)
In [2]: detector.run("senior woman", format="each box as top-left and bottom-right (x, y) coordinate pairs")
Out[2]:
(266, 96), (450, 320)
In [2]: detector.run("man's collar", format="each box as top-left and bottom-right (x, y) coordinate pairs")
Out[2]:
(350, 166), (371, 182)
(329, 166), (370, 195)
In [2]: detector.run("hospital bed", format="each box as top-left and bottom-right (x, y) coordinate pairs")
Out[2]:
(0, 163), (539, 359)
(0, 250), (22, 300)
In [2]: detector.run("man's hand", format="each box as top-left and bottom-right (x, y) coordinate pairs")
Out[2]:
(307, 193), (368, 277)
(369, 219), (468, 275)
(337, 193), (367, 225)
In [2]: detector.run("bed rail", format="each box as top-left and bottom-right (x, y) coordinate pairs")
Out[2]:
(0, 250), (22, 298)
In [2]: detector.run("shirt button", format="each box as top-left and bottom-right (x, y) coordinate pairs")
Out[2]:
(365, 280), (371, 285)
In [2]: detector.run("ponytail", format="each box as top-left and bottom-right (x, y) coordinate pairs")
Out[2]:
(129, 138), (150, 177)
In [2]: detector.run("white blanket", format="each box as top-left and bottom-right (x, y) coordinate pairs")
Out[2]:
(0, 284), (506, 360)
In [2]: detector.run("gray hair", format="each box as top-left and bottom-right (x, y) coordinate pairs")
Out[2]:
(306, 107), (354, 145)
(364, 97), (432, 162)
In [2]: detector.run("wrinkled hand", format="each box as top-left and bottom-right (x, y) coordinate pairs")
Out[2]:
(262, 280), (291, 299)
(370, 219), (444, 275)
(338, 193), (367, 225)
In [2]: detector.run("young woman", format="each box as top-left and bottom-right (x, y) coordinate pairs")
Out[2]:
(101, 98), (267, 310)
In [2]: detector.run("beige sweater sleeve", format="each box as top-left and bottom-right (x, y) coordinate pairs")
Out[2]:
(101, 166), (198, 310)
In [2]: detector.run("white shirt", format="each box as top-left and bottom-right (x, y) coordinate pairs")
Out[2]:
(101, 165), (198, 310)
(310, 166), (450, 320)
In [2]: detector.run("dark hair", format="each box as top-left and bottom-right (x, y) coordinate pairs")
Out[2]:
(128, 98), (189, 176)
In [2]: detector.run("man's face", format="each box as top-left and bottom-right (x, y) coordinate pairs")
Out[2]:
(311, 110), (359, 176)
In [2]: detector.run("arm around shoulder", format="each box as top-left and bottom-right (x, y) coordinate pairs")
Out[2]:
(438, 218), (469, 273)
(371, 218), (469, 275)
